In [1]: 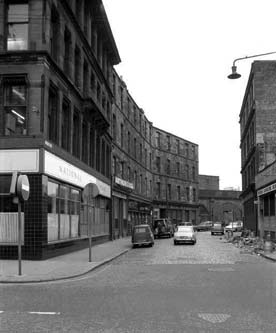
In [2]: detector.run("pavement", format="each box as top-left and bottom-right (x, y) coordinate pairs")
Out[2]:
(0, 237), (132, 283)
(257, 249), (276, 262)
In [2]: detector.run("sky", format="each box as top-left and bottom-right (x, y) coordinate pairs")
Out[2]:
(102, 0), (276, 190)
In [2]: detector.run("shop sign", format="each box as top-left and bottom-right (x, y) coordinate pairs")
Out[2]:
(0, 149), (39, 173)
(114, 176), (134, 190)
(128, 201), (138, 210)
(44, 151), (110, 198)
(257, 182), (276, 197)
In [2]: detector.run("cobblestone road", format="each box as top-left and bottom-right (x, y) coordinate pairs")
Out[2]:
(113, 231), (262, 265)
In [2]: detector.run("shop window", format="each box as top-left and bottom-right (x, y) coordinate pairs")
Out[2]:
(4, 76), (27, 136)
(48, 84), (59, 144)
(7, 1), (29, 51)
(167, 184), (171, 200)
(47, 181), (80, 242)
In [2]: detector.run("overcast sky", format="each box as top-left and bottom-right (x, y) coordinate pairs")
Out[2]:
(103, 0), (276, 190)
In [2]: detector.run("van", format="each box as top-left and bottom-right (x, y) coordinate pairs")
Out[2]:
(153, 219), (174, 239)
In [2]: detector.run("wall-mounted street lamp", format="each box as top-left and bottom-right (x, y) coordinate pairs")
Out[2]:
(227, 51), (276, 79)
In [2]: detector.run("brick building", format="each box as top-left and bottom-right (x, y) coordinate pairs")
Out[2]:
(0, 0), (120, 258)
(240, 61), (276, 234)
(198, 175), (242, 224)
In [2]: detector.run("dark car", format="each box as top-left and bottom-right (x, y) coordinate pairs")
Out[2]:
(194, 221), (213, 232)
(153, 219), (174, 238)
(132, 224), (154, 248)
(211, 222), (224, 235)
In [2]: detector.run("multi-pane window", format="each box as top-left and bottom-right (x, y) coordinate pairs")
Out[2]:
(185, 164), (189, 180)
(48, 84), (59, 143)
(157, 182), (161, 198)
(167, 135), (170, 151)
(112, 114), (117, 141)
(167, 184), (171, 200)
(186, 187), (190, 201)
(64, 27), (71, 76)
(140, 143), (142, 162)
(82, 121), (88, 163)
(50, 6), (59, 61)
(156, 132), (160, 148)
(61, 99), (70, 151)
(185, 143), (189, 157)
(134, 138), (137, 158)
(156, 156), (160, 173)
(176, 162), (180, 176)
(4, 77), (27, 136)
(127, 131), (131, 153)
(263, 193), (275, 217)
(112, 156), (117, 176)
(89, 126), (95, 168)
(177, 186), (181, 201)
(7, 1), (29, 51)
(193, 188), (196, 202)
(120, 123), (124, 148)
(176, 139), (180, 154)
(192, 166), (196, 180)
(167, 159), (171, 174)
(72, 111), (80, 158)
(74, 46), (81, 88)
(47, 182), (80, 242)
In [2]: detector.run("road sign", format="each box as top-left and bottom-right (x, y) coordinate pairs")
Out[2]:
(17, 174), (30, 201)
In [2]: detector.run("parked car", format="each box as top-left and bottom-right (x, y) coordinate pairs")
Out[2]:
(132, 224), (154, 248)
(153, 219), (174, 238)
(211, 222), (224, 235)
(224, 221), (243, 232)
(174, 226), (197, 245)
(194, 221), (213, 232)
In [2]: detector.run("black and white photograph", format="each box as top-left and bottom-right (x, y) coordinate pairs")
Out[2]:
(1, 0), (276, 331)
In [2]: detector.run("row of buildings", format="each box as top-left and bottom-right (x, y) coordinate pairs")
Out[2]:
(0, 0), (199, 259)
(240, 60), (276, 239)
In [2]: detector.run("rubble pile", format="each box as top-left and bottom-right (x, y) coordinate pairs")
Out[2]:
(224, 229), (274, 255)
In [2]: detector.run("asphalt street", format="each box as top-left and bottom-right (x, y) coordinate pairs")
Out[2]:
(0, 232), (276, 332)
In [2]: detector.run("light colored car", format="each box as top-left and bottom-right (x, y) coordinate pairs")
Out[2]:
(224, 221), (243, 232)
(174, 226), (196, 245)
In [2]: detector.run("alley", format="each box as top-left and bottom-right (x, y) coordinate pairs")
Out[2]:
(0, 232), (276, 332)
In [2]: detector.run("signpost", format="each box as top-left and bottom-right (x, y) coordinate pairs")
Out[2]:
(82, 183), (99, 262)
(10, 172), (30, 275)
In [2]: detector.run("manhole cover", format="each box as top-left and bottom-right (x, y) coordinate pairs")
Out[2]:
(208, 267), (235, 272)
(198, 313), (231, 323)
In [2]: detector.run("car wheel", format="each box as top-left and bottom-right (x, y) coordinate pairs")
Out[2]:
(132, 244), (136, 249)
(174, 240), (177, 245)
(149, 243), (153, 247)
(211, 232), (213, 235)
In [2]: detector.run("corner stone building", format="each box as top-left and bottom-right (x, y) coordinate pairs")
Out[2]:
(0, 0), (120, 258)
(0, 0), (200, 258)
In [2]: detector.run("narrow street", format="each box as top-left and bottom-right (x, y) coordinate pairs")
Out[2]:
(1, 232), (276, 332)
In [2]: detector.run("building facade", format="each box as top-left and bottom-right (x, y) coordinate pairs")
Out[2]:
(152, 128), (199, 225)
(240, 61), (276, 234)
(0, 0), (200, 259)
(0, 0), (120, 258)
(198, 175), (242, 223)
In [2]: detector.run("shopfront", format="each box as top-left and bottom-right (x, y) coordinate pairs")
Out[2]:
(257, 182), (276, 240)
(0, 149), (111, 259)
